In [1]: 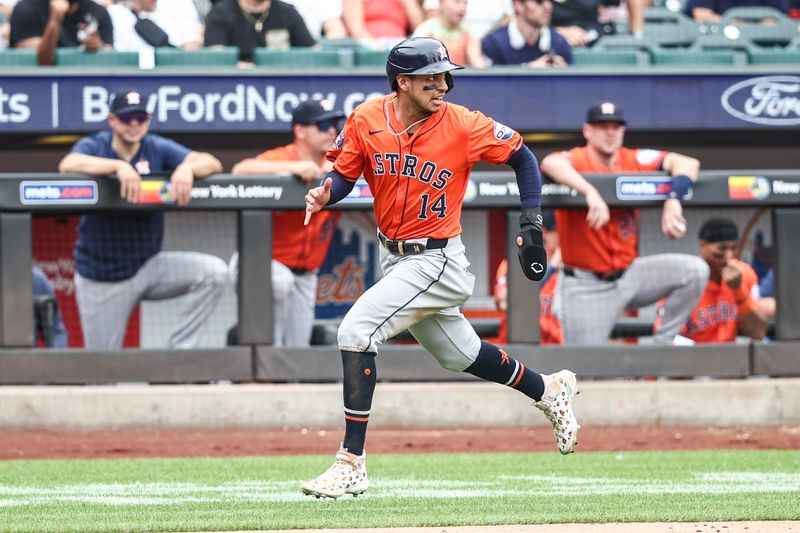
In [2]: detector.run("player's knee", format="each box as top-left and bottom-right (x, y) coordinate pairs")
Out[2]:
(204, 257), (230, 292)
(687, 257), (710, 287)
(337, 319), (371, 352)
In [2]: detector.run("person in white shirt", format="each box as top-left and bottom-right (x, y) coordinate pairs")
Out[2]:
(283, 0), (347, 40)
(423, 0), (513, 40)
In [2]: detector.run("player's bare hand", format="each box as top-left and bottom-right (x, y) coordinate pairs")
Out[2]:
(585, 187), (610, 229)
(50, 0), (69, 21)
(293, 161), (324, 184)
(304, 177), (332, 226)
(662, 198), (687, 240)
(170, 163), (195, 206)
(722, 263), (743, 290)
(117, 162), (142, 203)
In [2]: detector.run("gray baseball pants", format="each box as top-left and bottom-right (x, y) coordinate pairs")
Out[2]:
(555, 254), (709, 345)
(337, 235), (482, 372)
(75, 251), (228, 349)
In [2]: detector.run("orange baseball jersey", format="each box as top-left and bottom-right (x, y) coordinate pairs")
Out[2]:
(327, 94), (523, 240)
(682, 258), (759, 343)
(256, 144), (340, 271)
(495, 259), (562, 345)
(556, 146), (667, 272)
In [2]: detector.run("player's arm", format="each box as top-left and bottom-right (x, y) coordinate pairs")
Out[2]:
(232, 157), (324, 185)
(660, 152), (700, 240)
(303, 169), (356, 225)
(505, 145), (548, 281)
(59, 152), (143, 203)
(540, 151), (610, 229)
(723, 265), (769, 340)
(169, 151), (222, 206)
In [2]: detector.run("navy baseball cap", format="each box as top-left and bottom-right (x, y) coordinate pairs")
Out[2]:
(586, 101), (626, 125)
(111, 89), (148, 116)
(292, 99), (345, 126)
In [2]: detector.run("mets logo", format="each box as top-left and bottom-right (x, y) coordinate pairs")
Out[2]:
(331, 130), (345, 150)
(493, 121), (514, 141)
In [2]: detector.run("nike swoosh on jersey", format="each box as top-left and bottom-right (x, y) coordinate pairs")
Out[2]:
(369, 129), (383, 135)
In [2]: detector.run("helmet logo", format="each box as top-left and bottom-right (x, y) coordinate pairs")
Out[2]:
(436, 45), (448, 61)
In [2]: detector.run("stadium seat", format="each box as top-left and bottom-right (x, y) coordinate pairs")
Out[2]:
(155, 47), (239, 67)
(650, 47), (745, 65)
(0, 48), (37, 66)
(594, 34), (657, 53)
(354, 48), (390, 66)
(55, 48), (138, 67)
(717, 7), (799, 47)
(571, 48), (649, 66)
(748, 46), (800, 64)
(643, 7), (700, 47)
(253, 48), (343, 67)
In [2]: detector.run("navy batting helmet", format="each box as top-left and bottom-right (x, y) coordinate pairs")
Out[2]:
(386, 37), (464, 93)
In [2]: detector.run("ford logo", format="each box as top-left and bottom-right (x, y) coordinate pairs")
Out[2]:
(721, 76), (800, 126)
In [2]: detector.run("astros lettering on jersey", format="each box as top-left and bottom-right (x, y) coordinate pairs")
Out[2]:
(327, 94), (522, 240)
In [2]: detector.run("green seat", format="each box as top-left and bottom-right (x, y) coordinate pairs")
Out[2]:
(0, 48), (37, 66)
(748, 47), (800, 64)
(354, 48), (390, 66)
(254, 48), (342, 67)
(571, 49), (649, 66)
(651, 48), (743, 65)
(643, 7), (700, 47)
(55, 48), (138, 67)
(155, 47), (239, 67)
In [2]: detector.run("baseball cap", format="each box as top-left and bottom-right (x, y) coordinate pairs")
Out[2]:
(291, 99), (345, 126)
(698, 217), (739, 242)
(110, 89), (148, 116)
(586, 101), (626, 125)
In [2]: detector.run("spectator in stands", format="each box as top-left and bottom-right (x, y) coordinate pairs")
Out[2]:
(494, 210), (562, 344)
(481, 0), (572, 68)
(0, 0), (20, 49)
(412, 0), (485, 67)
(229, 98), (344, 347)
(204, 0), (315, 66)
(284, 0), (347, 40)
(423, 0), (513, 40)
(677, 218), (769, 342)
(150, 0), (204, 49)
(343, 0), (424, 49)
(10, 0), (113, 65)
(58, 88), (228, 349)
(32, 266), (68, 348)
(539, 101), (709, 345)
(598, 0), (644, 39)
(684, 0), (790, 22)
(107, 0), (202, 68)
(551, 0), (631, 48)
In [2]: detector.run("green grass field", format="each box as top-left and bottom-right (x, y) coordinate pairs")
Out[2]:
(1, 450), (799, 533)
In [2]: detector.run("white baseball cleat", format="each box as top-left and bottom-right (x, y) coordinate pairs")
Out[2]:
(534, 369), (581, 455)
(301, 444), (369, 499)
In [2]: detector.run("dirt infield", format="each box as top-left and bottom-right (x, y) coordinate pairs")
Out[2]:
(2, 424), (800, 460)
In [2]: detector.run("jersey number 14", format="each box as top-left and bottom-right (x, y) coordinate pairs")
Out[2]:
(418, 193), (447, 219)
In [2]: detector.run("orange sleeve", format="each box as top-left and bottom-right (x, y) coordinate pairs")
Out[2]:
(464, 109), (523, 166)
(255, 145), (294, 162)
(326, 113), (366, 181)
(631, 148), (668, 171)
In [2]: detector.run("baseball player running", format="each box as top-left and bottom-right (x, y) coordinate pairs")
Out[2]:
(300, 37), (579, 499)
(539, 101), (709, 345)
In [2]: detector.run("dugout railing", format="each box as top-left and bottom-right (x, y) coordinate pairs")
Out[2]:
(0, 171), (798, 384)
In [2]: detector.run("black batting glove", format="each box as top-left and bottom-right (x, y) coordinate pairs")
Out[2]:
(517, 206), (548, 281)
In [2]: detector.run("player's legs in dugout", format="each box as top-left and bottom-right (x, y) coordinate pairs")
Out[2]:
(75, 273), (142, 349)
(138, 252), (228, 349)
(556, 270), (624, 345)
(619, 254), (709, 344)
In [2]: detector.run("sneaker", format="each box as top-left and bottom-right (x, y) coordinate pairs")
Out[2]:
(534, 369), (580, 455)
(301, 444), (369, 499)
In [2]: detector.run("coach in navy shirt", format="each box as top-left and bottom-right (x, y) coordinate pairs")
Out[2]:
(482, 0), (573, 68)
(59, 89), (228, 350)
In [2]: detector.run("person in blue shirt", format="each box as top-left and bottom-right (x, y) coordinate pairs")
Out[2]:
(58, 88), (228, 349)
(32, 266), (68, 348)
(481, 0), (573, 68)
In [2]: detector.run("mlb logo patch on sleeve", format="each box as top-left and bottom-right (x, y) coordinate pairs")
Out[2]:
(493, 121), (514, 141)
